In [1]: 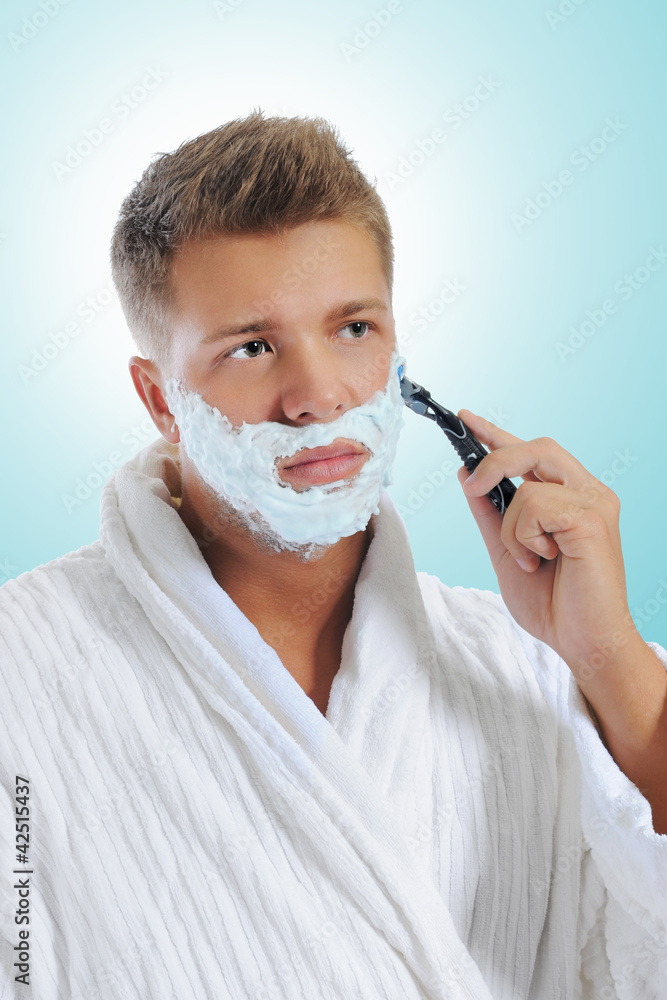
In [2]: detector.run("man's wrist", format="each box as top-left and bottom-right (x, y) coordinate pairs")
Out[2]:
(572, 637), (667, 834)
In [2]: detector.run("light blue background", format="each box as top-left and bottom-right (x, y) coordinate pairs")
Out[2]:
(1, 0), (665, 645)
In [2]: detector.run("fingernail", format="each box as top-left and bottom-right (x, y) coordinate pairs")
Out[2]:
(463, 471), (477, 492)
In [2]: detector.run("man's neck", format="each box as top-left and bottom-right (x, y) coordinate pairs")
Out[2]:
(177, 479), (373, 709)
(202, 519), (372, 645)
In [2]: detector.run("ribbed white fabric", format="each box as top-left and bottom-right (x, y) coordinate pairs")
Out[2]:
(0, 436), (665, 1000)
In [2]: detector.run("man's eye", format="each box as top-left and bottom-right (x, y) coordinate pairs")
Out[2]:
(220, 323), (370, 363)
(339, 321), (371, 339)
(225, 339), (269, 360)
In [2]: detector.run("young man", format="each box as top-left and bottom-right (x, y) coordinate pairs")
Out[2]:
(1, 111), (665, 999)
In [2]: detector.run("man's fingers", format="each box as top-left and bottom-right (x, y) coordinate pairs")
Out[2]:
(462, 437), (594, 495)
(457, 409), (524, 449)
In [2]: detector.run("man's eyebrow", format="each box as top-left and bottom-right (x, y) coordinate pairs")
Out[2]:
(325, 297), (388, 322)
(200, 317), (275, 346)
(199, 297), (388, 347)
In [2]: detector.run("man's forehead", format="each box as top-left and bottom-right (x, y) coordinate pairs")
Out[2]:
(168, 224), (390, 335)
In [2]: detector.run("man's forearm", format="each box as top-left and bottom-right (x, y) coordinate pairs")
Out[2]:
(568, 637), (667, 836)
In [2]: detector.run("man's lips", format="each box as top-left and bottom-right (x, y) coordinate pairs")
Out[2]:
(281, 441), (368, 470)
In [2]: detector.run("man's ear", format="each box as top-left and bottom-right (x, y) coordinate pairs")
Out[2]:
(128, 356), (179, 444)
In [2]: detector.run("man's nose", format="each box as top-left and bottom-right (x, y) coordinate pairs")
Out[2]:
(279, 352), (354, 424)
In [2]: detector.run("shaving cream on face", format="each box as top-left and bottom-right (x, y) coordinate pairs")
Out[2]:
(163, 348), (406, 559)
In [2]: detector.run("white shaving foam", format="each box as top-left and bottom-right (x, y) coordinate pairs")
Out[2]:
(164, 348), (406, 555)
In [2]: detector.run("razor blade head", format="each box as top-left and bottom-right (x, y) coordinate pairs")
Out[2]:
(399, 374), (422, 399)
(399, 376), (431, 415)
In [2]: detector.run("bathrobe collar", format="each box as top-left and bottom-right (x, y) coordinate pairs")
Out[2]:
(99, 435), (493, 999)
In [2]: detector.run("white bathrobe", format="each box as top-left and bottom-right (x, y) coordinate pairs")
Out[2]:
(0, 436), (665, 1000)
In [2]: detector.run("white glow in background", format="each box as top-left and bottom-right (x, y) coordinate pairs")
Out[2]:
(0, 0), (665, 643)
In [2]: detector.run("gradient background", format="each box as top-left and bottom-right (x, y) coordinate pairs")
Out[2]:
(1, 0), (665, 646)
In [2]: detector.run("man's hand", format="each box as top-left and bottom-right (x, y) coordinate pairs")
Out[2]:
(454, 408), (635, 672)
(455, 409), (667, 833)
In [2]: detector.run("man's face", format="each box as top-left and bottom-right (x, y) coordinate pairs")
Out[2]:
(165, 219), (397, 490)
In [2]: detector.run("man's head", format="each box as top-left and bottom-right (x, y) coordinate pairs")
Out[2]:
(110, 111), (404, 560)
(110, 109), (394, 376)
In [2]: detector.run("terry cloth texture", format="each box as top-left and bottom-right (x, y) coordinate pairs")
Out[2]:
(1, 436), (666, 999)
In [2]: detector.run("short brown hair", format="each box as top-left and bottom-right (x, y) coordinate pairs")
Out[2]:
(109, 109), (394, 373)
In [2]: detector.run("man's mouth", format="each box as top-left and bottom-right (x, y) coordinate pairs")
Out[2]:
(279, 440), (370, 486)
(282, 440), (368, 469)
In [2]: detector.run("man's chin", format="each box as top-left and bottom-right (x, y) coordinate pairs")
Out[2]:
(203, 485), (336, 561)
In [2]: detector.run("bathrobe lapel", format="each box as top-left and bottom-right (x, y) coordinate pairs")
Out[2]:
(100, 438), (494, 1000)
